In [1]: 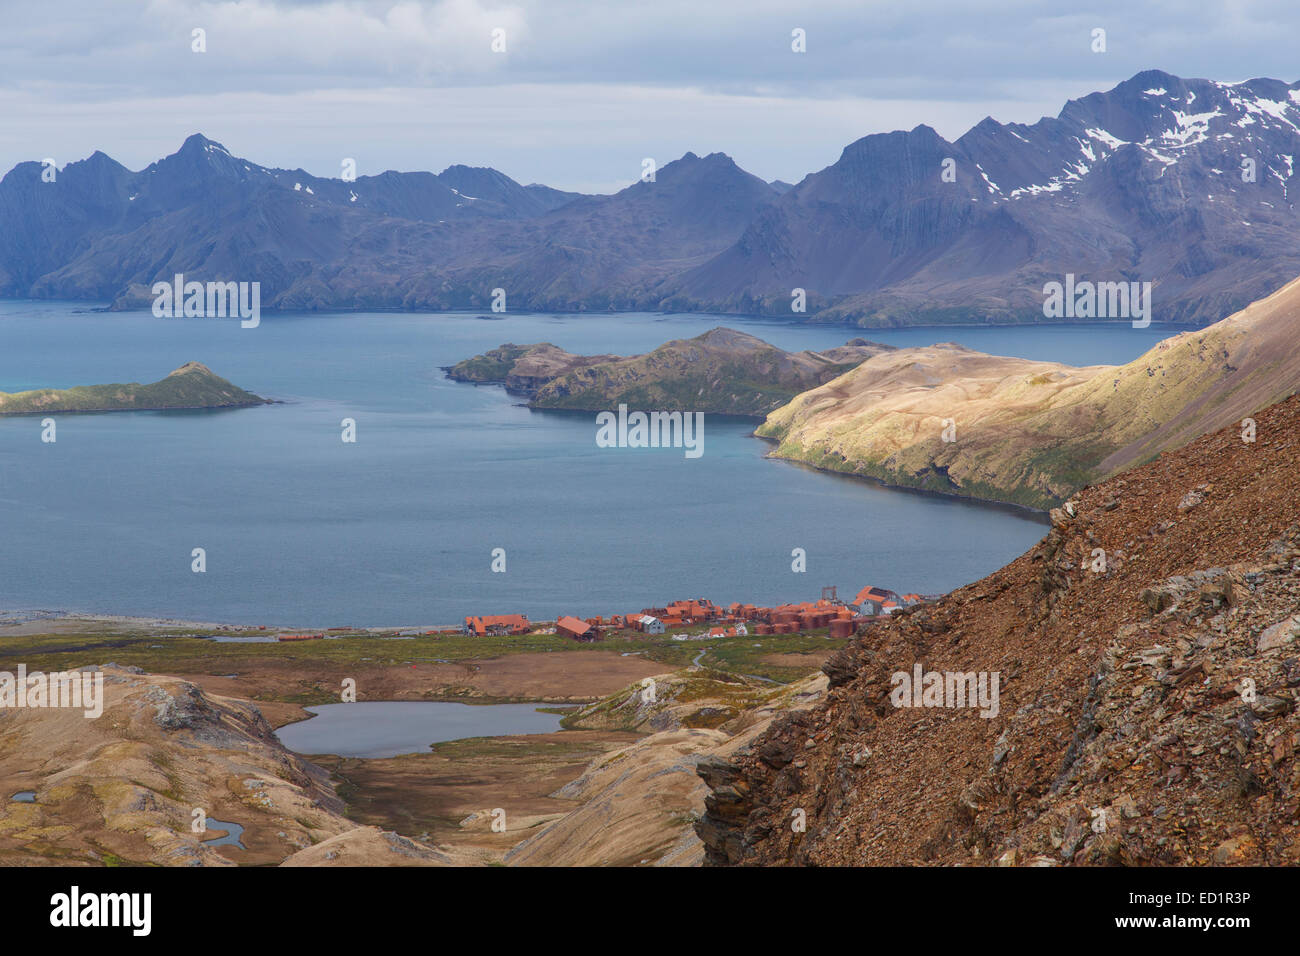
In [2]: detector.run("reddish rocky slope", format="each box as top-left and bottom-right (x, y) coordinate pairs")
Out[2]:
(699, 393), (1300, 865)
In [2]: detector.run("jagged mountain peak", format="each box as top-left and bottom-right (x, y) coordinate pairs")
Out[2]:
(59, 150), (132, 188)
(839, 123), (949, 160)
(140, 133), (267, 191)
(435, 164), (525, 201)
(662, 150), (744, 174)
(80, 149), (124, 167)
(177, 132), (229, 154)
(616, 151), (769, 201)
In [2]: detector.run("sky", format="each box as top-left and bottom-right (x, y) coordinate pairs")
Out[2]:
(1, 0), (1296, 193)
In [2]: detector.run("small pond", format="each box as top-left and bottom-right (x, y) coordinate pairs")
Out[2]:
(275, 701), (565, 758)
(203, 818), (246, 849)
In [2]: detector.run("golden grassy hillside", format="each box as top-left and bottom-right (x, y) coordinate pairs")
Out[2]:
(757, 277), (1300, 509)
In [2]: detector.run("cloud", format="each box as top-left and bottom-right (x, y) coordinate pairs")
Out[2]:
(0, 83), (1079, 193)
(2, 0), (1297, 191)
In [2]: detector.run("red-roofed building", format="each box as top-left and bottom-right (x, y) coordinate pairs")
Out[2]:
(854, 586), (897, 606)
(463, 614), (530, 637)
(557, 616), (594, 641)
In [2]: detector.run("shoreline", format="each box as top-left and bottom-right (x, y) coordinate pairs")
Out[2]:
(1, 297), (1204, 332)
(0, 611), (466, 637)
(750, 432), (1054, 520)
(0, 399), (274, 418)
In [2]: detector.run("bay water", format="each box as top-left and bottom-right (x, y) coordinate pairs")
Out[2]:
(0, 302), (1168, 626)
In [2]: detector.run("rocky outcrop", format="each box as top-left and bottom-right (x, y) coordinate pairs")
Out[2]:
(445, 342), (617, 395)
(696, 755), (752, 866)
(698, 392), (1300, 865)
(502, 672), (826, 866)
(0, 668), (362, 865)
(449, 328), (892, 417)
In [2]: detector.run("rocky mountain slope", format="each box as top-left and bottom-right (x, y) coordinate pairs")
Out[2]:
(697, 392), (1300, 865)
(448, 327), (893, 416)
(6, 70), (1298, 324)
(757, 274), (1300, 508)
(0, 361), (268, 415)
(674, 69), (1300, 326)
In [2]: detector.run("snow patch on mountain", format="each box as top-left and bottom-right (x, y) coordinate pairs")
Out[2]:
(1086, 128), (1127, 149)
(1162, 110), (1223, 147)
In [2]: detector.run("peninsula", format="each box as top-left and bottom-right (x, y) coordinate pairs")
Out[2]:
(446, 327), (893, 417)
(757, 275), (1300, 510)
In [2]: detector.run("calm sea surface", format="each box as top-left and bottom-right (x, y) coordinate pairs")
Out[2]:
(276, 701), (564, 758)
(0, 302), (1170, 626)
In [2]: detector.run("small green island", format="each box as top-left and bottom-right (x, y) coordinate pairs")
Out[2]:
(0, 362), (270, 416)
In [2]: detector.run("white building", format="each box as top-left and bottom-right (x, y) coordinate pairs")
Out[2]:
(639, 615), (666, 635)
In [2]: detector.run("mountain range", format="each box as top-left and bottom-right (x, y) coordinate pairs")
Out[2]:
(3, 69), (1299, 326)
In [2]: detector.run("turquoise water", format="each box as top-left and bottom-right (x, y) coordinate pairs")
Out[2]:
(0, 302), (1169, 626)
